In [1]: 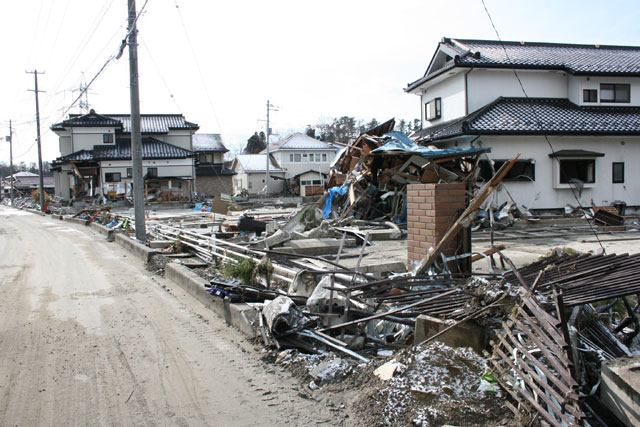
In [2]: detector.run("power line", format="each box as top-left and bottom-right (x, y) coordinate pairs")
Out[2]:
(173, 0), (222, 133)
(480, 0), (605, 251)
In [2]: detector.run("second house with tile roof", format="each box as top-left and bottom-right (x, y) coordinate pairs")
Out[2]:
(51, 110), (199, 203)
(406, 38), (640, 211)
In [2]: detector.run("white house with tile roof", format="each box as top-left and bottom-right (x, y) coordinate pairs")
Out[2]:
(259, 132), (338, 195)
(231, 154), (285, 195)
(406, 38), (640, 211)
(51, 110), (198, 202)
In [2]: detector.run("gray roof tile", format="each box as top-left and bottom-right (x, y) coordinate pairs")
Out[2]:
(415, 97), (640, 141)
(52, 110), (199, 133)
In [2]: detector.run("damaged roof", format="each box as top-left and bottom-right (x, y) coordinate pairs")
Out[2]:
(51, 109), (199, 133)
(414, 97), (640, 142)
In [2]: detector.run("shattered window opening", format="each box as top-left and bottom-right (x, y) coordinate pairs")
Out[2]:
(479, 159), (535, 182)
(147, 167), (158, 178)
(559, 159), (595, 184)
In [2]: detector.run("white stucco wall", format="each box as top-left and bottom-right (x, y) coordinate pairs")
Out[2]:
(53, 169), (72, 199)
(100, 158), (194, 182)
(470, 135), (640, 210)
(162, 132), (192, 151)
(68, 126), (117, 153)
(467, 69), (568, 112)
(420, 72), (466, 126)
(568, 75), (640, 106)
(274, 149), (337, 178)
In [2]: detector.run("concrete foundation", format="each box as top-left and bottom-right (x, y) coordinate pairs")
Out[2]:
(601, 356), (640, 427)
(280, 238), (357, 256)
(414, 314), (487, 354)
(114, 234), (158, 264)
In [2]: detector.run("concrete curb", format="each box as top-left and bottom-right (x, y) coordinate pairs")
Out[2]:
(25, 208), (46, 216)
(89, 222), (115, 241)
(114, 233), (158, 264)
(164, 262), (258, 337)
(63, 216), (90, 226)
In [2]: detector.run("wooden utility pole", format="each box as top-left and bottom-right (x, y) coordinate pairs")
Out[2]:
(8, 120), (14, 206)
(127, 0), (146, 241)
(27, 70), (46, 212)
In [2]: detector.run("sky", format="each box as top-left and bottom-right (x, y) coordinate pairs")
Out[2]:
(1, 0), (640, 165)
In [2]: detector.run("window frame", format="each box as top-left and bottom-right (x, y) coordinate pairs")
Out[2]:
(583, 89), (598, 103)
(103, 133), (114, 144)
(600, 83), (630, 103)
(104, 172), (121, 182)
(146, 167), (158, 178)
(126, 167), (132, 178)
(425, 97), (442, 121)
(612, 162), (625, 184)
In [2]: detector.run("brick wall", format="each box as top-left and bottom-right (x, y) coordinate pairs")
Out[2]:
(407, 183), (467, 269)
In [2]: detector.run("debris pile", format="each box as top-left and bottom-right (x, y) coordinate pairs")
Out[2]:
(323, 118), (490, 222)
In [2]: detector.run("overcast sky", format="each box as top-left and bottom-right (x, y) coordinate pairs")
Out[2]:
(1, 0), (640, 164)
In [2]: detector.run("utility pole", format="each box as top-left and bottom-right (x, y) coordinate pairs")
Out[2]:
(265, 100), (277, 195)
(27, 70), (46, 212)
(5, 120), (14, 206)
(128, 0), (146, 241)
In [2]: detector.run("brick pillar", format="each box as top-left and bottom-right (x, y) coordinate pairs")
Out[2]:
(407, 183), (467, 271)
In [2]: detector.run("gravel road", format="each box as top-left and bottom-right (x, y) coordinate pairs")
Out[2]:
(0, 206), (341, 427)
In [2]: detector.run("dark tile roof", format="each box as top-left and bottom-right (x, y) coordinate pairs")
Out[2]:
(415, 97), (640, 142)
(407, 38), (640, 91)
(52, 138), (194, 165)
(51, 110), (199, 133)
(452, 39), (640, 74)
(95, 138), (195, 160)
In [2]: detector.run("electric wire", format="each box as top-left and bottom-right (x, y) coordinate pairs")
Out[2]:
(480, 0), (606, 251)
(173, 0), (223, 133)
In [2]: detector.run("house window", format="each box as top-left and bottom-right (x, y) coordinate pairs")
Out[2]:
(312, 180), (321, 185)
(583, 89), (597, 103)
(613, 162), (624, 183)
(105, 172), (121, 182)
(600, 84), (630, 103)
(147, 167), (158, 178)
(103, 133), (113, 144)
(425, 97), (442, 121)
(479, 159), (535, 182)
(199, 153), (214, 164)
(322, 153), (327, 162)
(126, 168), (132, 178)
(248, 181), (252, 189)
(289, 154), (294, 162)
(559, 159), (595, 184)
(294, 153), (301, 162)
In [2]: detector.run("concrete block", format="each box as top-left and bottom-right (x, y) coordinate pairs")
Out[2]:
(149, 240), (173, 249)
(114, 233), (157, 264)
(63, 216), (89, 226)
(89, 222), (115, 241)
(164, 263), (258, 337)
(601, 356), (640, 427)
(414, 314), (487, 354)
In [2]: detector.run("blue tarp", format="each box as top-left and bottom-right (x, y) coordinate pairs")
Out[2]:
(371, 131), (490, 158)
(322, 184), (349, 219)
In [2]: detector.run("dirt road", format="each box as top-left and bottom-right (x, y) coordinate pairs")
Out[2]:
(0, 207), (342, 427)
